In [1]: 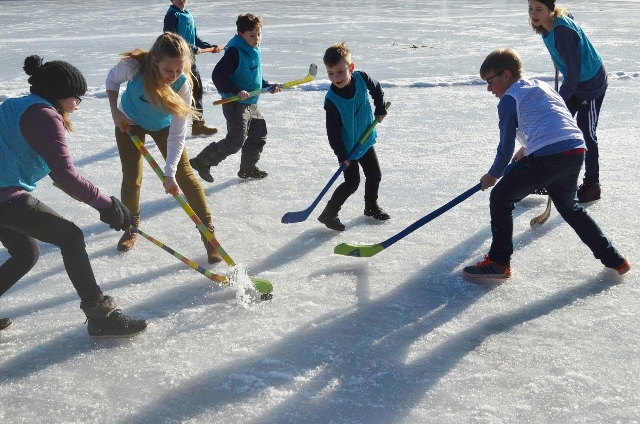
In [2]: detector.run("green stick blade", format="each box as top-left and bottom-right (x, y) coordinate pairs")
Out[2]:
(250, 277), (273, 294)
(333, 243), (385, 258)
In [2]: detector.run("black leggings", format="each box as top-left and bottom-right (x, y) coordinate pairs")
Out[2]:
(328, 147), (382, 209)
(0, 193), (103, 302)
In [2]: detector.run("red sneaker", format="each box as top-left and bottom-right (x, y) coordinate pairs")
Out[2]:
(463, 255), (511, 279)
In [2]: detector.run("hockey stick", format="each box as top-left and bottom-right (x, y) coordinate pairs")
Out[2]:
(530, 67), (559, 226)
(213, 63), (318, 106)
(132, 226), (272, 300)
(122, 121), (272, 295)
(132, 226), (227, 284)
(281, 102), (391, 224)
(334, 163), (516, 257)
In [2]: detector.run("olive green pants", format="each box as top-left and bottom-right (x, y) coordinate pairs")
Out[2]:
(114, 125), (212, 225)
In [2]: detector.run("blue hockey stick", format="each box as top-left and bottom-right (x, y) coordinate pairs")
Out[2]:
(334, 162), (516, 257)
(281, 102), (391, 224)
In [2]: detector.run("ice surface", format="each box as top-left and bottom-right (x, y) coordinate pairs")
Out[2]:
(1, 0), (639, 423)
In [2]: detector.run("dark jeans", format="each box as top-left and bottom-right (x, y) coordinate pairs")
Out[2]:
(196, 102), (267, 170)
(328, 147), (382, 210)
(566, 93), (605, 184)
(488, 152), (622, 268)
(0, 193), (103, 302)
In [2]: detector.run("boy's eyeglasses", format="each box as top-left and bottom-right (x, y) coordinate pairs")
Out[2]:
(486, 70), (505, 87)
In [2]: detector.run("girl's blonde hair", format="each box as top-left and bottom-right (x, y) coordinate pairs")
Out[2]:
(529, 5), (570, 34)
(120, 32), (198, 119)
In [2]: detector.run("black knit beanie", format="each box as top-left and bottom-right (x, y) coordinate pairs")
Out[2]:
(533, 0), (556, 11)
(23, 55), (87, 103)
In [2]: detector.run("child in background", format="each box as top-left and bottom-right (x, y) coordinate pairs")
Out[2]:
(0, 55), (146, 338)
(164, 0), (222, 136)
(462, 48), (630, 279)
(189, 13), (280, 183)
(528, 0), (607, 202)
(106, 32), (222, 264)
(318, 42), (389, 232)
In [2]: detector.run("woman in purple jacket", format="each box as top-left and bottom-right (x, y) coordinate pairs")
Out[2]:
(0, 56), (146, 338)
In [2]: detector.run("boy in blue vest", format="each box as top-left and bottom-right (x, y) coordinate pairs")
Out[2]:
(164, 0), (222, 137)
(463, 48), (630, 279)
(318, 42), (389, 231)
(189, 13), (280, 183)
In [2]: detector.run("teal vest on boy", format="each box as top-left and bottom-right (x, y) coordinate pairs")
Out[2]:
(543, 15), (602, 82)
(0, 94), (52, 191)
(121, 72), (187, 131)
(325, 71), (377, 160)
(220, 34), (262, 105)
(171, 6), (196, 46)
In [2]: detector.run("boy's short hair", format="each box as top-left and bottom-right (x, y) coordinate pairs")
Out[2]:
(479, 48), (523, 80)
(323, 42), (352, 67)
(236, 13), (262, 33)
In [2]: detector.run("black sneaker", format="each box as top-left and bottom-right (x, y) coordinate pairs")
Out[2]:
(364, 204), (390, 220)
(237, 166), (268, 179)
(463, 255), (511, 279)
(577, 180), (601, 203)
(189, 157), (214, 183)
(318, 213), (345, 231)
(87, 310), (147, 338)
(0, 318), (13, 331)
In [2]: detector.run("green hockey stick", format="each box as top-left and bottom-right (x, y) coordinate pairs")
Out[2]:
(213, 63), (318, 105)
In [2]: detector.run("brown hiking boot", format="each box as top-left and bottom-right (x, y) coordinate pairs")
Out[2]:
(201, 223), (223, 264)
(577, 180), (601, 203)
(117, 215), (140, 252)
(192, 120), (218, 136)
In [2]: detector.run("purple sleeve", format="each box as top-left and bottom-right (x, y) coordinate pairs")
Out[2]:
(19, 105), (112, 209)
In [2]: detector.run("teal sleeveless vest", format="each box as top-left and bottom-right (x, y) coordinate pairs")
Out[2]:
(543, 15), (602, 82)
(325, 71), (377, 160)
(220, 35), (262, 105)
(121, 72), (187, 131)
(0, 94), (52, 191)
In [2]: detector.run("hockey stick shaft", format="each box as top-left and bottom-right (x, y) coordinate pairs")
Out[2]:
(132, 225), (229, 284)
(213, 63), (318, 106)
(121, 122), (272, 293)
(334, 163), (516, 257)
(281, 102), (391, 224)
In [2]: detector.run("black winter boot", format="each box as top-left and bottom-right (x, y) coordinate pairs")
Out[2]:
(364, 203), (390, 220)
(318, 204), (345, 231)
(237, 166), (268, 179)
(81, 295), (147, 338)
(190, 157), (214, 183)
(0, 318), (13, 331)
